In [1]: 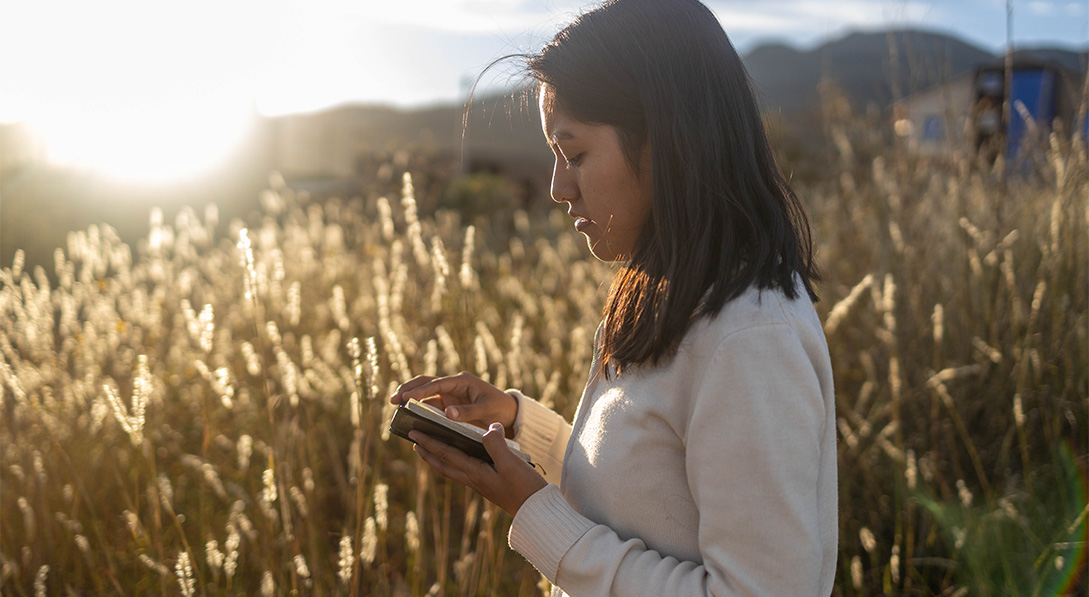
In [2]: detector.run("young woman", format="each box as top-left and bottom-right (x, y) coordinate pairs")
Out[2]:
(390, 0), (837, 594)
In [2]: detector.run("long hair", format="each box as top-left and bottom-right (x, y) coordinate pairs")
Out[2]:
(526, 0), (820, 376)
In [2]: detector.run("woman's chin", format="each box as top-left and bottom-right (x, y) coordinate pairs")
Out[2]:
(586, 239), (626, 262)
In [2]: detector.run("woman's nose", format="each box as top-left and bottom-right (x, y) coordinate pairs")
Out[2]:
(550, 161), (577, 203)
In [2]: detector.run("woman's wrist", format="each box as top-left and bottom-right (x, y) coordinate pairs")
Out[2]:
(503, 391), (520, 438)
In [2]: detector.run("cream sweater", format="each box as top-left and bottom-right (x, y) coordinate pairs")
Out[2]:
(507, 282), (837, 596)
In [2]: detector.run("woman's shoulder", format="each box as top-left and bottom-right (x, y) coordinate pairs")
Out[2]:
(683, 279), (823, 354)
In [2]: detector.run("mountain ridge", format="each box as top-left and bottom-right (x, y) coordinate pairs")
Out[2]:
(742, 27), (1087, 115)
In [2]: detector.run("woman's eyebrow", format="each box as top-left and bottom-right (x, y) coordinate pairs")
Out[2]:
(547, 129), (576, 153)
(550, 129), (575, 144)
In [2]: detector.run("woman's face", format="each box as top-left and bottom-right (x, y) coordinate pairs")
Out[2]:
(539, 88), (653, 262)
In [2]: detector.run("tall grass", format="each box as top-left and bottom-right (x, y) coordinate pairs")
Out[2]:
(1, 121), (1086, 595)
(809, 107), (1088, 594)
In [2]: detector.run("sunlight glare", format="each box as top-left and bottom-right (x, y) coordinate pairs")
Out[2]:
(27, 97), (255, 184)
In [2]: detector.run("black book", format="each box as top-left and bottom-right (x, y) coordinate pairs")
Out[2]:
(389, 399), (532, 465)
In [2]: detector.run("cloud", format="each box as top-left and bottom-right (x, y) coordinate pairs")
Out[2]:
(295, 0), (941, 38)
(320, 0), (586, 34)
(706, 0), (942, 34)
(1028, 1), (1057, 16)
(1027, 0), (1085, 16)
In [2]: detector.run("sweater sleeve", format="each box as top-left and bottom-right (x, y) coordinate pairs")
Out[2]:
(508, 323), (831, 596)
(507, 390), (572, 487)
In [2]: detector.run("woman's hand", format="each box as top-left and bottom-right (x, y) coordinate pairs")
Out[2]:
(410, 423), (547, 516)
(390, 373), (519, 438)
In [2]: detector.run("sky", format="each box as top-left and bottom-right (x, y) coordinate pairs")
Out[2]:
(1, 0), (1086, 182)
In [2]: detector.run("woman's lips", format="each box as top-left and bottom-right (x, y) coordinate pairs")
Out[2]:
(574, 216), (592, 232)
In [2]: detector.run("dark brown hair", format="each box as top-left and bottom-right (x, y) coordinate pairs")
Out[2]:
(527, 0), (820, 376)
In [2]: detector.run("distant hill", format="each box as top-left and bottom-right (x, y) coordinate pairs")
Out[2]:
(744, 29), (995, 115)
(743, 29), (1087, 116)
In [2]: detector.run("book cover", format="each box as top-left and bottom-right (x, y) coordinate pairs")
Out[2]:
(389, 399), (532, 465)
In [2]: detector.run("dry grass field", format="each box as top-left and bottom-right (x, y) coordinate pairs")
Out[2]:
(1, 117), (1086, 595)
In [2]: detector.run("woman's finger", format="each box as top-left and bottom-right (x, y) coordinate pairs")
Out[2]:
(400, 372), (481, 403)
(419, 395), (456, 412)
(412, 443), (473, 487)
(390, 375), (436, 404)
(409, 431), (487, 482)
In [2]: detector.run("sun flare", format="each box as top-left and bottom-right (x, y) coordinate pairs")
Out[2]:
(26, 98), (255, 185)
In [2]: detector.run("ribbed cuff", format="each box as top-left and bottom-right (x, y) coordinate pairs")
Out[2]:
(509, 484), (596, 581)
(508, 390), (562, 462)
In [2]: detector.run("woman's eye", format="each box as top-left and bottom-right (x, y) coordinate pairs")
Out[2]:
(565, 153), (583, 167)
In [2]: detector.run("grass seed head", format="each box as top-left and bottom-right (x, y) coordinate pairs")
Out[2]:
(175, 552), (195, 597)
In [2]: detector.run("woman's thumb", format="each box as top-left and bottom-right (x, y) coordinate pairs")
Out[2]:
(445, 404), (478, 421)
(481, 423), (509, 462)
